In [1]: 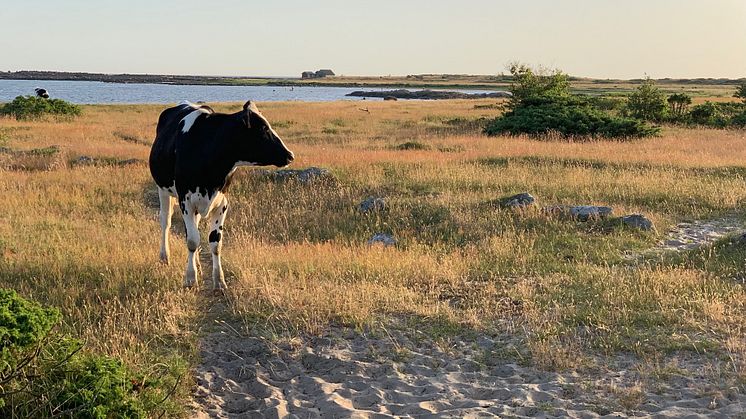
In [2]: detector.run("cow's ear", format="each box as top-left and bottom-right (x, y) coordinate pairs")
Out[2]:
(243, 100), (260, 113)
(242, 101), (260, 127)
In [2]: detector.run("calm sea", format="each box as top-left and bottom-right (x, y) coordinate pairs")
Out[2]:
(0, 79), (497, 104)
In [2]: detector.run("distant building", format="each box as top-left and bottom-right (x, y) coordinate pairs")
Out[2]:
(301, 69), (335, 79)
(315, 69), (335, 77)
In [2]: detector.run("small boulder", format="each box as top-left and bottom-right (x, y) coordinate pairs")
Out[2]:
(569, 206), (613, 221)
(73, 155), (95, 165)
(359, 197), (387, 213)
(257, 167), (334, 184)
(620, 214), (654, 231)
(368, 233), (396, 247)
(500, 193), (535, 209)
(383, 96), (398, 101)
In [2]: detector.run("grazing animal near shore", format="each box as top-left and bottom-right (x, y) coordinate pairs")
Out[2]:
(34, 88), (49, 98)
(149, 100), (294, 290)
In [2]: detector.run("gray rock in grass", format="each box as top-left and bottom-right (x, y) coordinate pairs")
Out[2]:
(367, 233), (397, 247)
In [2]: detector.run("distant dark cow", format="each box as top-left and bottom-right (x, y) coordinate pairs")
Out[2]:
(149, 101), (294, 290)
(35, 88), (49, 99)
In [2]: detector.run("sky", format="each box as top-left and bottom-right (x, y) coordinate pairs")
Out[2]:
(1, 0), (744, 79)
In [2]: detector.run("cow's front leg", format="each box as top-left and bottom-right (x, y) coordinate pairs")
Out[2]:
(181, 204), (202, 288)
(208, 195), (229, 290)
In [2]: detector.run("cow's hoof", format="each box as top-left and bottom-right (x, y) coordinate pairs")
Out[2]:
(212, 288), (226, 297)
(159, 250), (169, 264)
(183, 273), (198, 288)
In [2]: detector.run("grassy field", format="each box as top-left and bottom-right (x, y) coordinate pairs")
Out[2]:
(1, 99), (745, 412)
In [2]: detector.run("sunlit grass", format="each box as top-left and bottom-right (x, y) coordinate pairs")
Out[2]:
(0, 99), (744, 405)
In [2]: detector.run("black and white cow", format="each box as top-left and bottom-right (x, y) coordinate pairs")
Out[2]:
(35, 88), (49, 99)
(149, 100), (294, 290)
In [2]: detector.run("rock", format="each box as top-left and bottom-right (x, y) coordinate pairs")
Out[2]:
(367, 233), (396, 247)
(256, 167), (334, 184)
(542, 205), (570, 216)
(620, 214), (654, 231)
(501, 193), (535, 209)
(569, 205), (613, 221)
(117, 158), (143, 166)
(359, 197), (387, 213)
(74, 155), (95, 165)
(383, 96), (398, 101)
(346, 89), (512, 100)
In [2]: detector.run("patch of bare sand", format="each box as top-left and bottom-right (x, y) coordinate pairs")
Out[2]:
(190, 321), (745, 418)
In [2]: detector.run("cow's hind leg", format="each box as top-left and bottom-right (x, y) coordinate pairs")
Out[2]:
(158, 188), (174, 264)
(208, 195), (229, 290)
(181, 204), (202, 288)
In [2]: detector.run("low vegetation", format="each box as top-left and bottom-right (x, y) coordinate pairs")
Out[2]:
(0, 96), (81, 120)
(0, 99), (744, 412)
(485, 65), (660, 139)
(0, 290), (179, 417)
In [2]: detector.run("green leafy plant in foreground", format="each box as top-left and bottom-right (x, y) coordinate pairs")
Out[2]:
(0, 289), (176, 418)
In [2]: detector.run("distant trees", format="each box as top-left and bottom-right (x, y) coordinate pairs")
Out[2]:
(734, 82), (746, 104)
(667, 93), (692, 119)
(506, 63), (570, 106)
(625, 78), (667, 122)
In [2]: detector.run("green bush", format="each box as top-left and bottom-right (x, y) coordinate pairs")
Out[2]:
(485, 97), (659, 139)
(625, 78), (668, 122)
(688, 102), (745, 128)
(734, 82), (746, 104)
(485, 64), (659, 140)
(506, 63), (570, 107)
(0, 96), (81, 120)
(0, 289), (175, 418)
(731, 110), (746, 127)
(667, 93), (692, 121)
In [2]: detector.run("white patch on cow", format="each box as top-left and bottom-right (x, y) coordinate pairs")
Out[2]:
(184, 188), (225, 219)
(159, 181), (177, 197)
(157, 186), (176, 264)
(180, 108), (209, 133)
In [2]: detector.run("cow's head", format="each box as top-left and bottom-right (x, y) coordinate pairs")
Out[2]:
(238, 101), (294, 167)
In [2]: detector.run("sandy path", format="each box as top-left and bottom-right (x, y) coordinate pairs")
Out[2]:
(191, 320), (745, 418)
(191, 216), (746, 418)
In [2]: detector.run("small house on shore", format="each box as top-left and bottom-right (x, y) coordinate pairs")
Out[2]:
(302, 69), (336, 79)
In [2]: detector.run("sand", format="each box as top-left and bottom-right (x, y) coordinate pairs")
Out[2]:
(191, 321), (745, 418)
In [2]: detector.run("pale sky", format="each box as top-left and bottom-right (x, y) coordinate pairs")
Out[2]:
(1, 0), (744, 79)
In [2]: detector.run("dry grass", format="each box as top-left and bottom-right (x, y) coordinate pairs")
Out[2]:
(1, 99), (745, 411)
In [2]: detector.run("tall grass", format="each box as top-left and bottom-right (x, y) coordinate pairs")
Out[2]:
(0, 99), (744, 404)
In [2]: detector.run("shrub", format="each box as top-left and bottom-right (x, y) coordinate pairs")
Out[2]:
(506, 63), (570, 107)
(0, 289), (175, 418)
(625, 78), (667, 122)
(667, 93), (692, 120)
(0, 96), (81, 120)
(588, 96), (626, 112)
(395, 141), (430, 150)
(688, 102), (745, 128)
(734, 82), (746, 104)
(731, 110), (746, 127)
(484, 64), (659, 140)
(485, 97), (659, 139)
